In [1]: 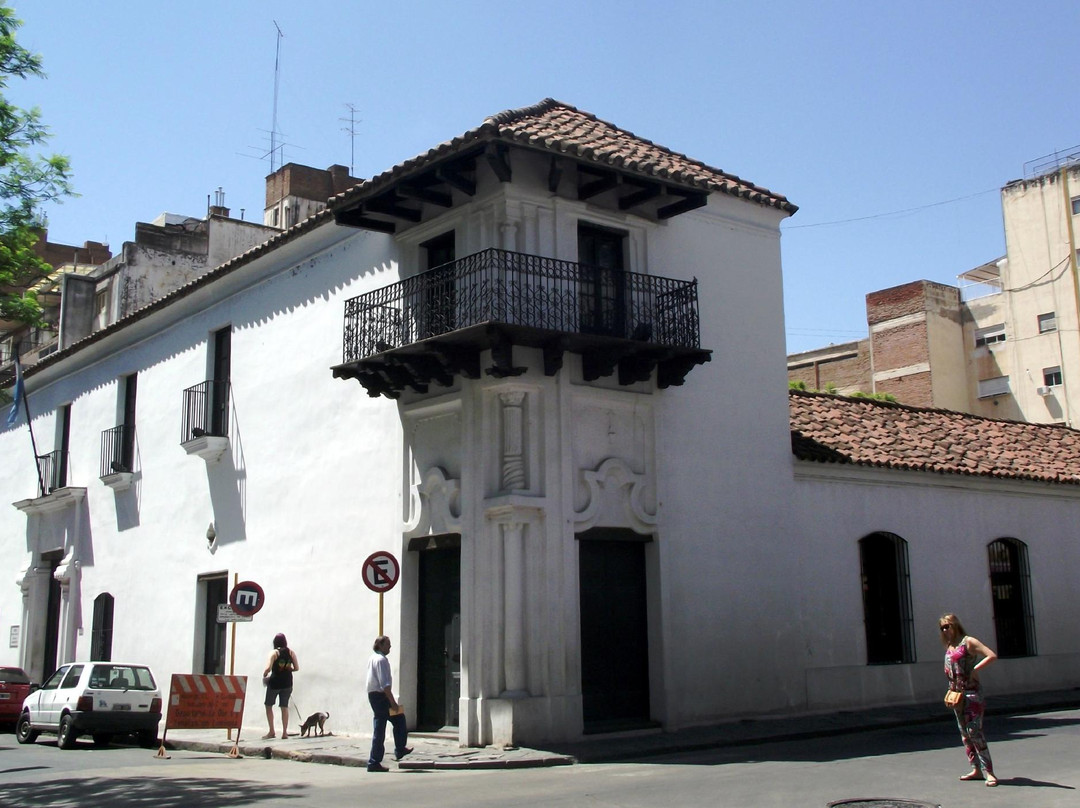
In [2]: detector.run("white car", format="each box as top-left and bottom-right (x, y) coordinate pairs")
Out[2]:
(16, 661), (162, 749)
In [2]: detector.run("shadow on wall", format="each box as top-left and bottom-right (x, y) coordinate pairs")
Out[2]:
(206, 402), (247, 548)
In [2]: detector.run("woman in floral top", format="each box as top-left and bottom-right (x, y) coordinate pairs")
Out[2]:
(940, 613), (999, 787)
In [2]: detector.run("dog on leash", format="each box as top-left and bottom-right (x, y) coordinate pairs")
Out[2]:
(299, 711), (330, 737)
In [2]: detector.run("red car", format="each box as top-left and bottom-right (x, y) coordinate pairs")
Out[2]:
(0, 667), (35, 723)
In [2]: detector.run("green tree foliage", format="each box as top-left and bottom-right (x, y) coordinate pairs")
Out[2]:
(0, 2), (72, 327)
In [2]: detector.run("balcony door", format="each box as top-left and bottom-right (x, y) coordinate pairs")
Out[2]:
(210, 327), (231, 437)
(578, 223), (627, 337)
(420, 232), (456, 339)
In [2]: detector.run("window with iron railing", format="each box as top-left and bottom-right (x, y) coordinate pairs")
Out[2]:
(100, 424), (136, 476)
(35, 449), (68, 495)
(181, 380), (230, 443)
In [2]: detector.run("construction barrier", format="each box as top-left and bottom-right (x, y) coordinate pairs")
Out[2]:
(156, 673), (248, 759)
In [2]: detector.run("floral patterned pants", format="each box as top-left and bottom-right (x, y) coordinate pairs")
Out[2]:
(954, 691), (993, 774)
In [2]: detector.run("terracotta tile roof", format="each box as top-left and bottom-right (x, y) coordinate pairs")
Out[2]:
(790, 389), (1080, 485)
(331, 98), (796, 214)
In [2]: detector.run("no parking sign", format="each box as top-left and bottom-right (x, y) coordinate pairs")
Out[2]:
(362, 552), (400, 593)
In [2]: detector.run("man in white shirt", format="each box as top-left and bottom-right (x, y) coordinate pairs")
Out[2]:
(366, 635), (411, 772)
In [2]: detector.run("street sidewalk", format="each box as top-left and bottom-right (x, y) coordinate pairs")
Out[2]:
(162, 687), (1080, 770)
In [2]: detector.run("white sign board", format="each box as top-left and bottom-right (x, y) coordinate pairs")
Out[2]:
(217, 604), (253, 623)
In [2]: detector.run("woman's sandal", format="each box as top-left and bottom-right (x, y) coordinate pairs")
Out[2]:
(985, 774), (998, 787)
(959, 771), (983, 781)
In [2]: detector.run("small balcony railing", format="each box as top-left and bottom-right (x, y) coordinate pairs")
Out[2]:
(35, 449), (67, 496)
(181, 380), (230, 443)
(100, 424), (136, 477)
(341, 248), (702, 364)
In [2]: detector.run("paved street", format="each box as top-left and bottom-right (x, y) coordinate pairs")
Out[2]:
(1, 709), (1077, 807)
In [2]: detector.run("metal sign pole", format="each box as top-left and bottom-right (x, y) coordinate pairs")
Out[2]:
(228, 572), (238, 741)
(379, 592), (384, 635)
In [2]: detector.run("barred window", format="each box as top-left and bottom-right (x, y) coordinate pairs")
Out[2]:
(988, 538), (1036, 658)
(859, 532), (916, 664)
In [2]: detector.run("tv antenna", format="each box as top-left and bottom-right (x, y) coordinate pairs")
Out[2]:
(341, 103), (361, 176)
(270, 21), (285, 172)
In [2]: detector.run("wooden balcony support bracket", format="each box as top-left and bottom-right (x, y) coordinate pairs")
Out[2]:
(657, 352), (711, 388)
(581, 346), (631, 382)
(542, 336), (569, 376)
(485, 143), (513, 183)
(431, 344), (482, 380)
(395, 353), (454, 389)
(485, 328), (527, 379)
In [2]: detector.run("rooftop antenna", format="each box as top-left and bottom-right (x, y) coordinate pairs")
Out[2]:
(270, 21), (284, 172)
(341, 103), (361, 176)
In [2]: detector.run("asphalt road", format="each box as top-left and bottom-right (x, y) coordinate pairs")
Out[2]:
(1, 709), (1077, 807)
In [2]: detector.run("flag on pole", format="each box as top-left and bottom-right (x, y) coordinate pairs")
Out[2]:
(6, 353), (24, 428)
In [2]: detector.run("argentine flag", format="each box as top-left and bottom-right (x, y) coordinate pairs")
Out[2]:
(6, 354), (23, 427)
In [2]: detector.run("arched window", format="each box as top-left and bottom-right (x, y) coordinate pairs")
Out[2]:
(91, 593), (114, 662)
(987, 538), (1036, 657)
(859, 532), (915, 664)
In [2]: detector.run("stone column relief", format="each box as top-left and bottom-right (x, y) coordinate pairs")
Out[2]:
(500, 391), (526, 492)
(501, 520), (527, 695)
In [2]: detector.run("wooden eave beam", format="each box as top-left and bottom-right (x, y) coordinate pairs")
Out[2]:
(399, 183), (453, 208)
(366, 193), (423, 223)
(657, 191), (709, 220)
(548, 157), (564, 194)
(485, 143), (512, 183)
(578, 167), (620, 201)
(334, 208), (397, 233)
(618, 181), (662, 211)
(436, 162), (477, 197)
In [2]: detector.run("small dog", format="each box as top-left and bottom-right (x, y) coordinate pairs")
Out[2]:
(299, 711), (330, 737)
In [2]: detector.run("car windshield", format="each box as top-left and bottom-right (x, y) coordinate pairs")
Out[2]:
(89, 665), (156, 690)
(0, 668), (30, 684)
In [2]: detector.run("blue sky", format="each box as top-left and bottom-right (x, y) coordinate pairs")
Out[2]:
(11, 1), (1080, 354)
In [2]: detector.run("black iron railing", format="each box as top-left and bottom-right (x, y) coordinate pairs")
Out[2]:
(342, 248), (702, 364)
(181, 380), (230, 443)
(100, 423), (136, 477)
(36, 449), (67, 495)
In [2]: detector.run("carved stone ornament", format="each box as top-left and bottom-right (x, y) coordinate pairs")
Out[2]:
(573, 457), (657, 534)
(404, 466), (462, 536)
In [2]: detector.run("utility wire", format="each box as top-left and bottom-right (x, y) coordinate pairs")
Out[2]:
(784, 188), (998, 229)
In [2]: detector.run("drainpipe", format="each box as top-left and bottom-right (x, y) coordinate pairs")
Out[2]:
(1062, 167), (1079, 426)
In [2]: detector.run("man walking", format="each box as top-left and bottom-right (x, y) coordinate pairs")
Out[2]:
(366, 635), (411, 772)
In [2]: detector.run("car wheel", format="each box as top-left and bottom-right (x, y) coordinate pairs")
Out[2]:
(57, 715), (77, 749)
(92, 733), (113, 747)
(138, 728), (159, 748)
(15, 713), (39, 744)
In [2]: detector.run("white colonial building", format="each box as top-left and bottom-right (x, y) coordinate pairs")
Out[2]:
(2, 100), (1079, 747)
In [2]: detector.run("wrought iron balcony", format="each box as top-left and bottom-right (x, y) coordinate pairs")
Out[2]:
(181, 380), (230, 443)
(332, 248), (710, 398)
(35, 449), (67, 496)
(100, 423), (136, 477)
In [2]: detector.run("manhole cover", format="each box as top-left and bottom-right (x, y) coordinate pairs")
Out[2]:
(828, 801), (940, 808)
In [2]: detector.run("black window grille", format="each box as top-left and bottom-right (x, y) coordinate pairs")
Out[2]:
(91, 593), (114, 662)
(988, 538), (1037, 657)
(859, 532), (916, 665)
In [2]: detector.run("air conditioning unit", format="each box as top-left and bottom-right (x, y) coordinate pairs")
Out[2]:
(1036, 386), (1052, 397)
